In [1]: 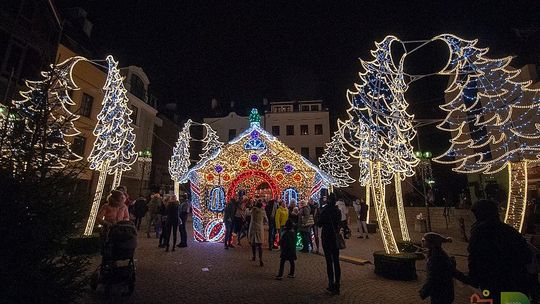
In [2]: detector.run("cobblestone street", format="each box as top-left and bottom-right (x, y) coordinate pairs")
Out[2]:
(84, 220), (477, 304)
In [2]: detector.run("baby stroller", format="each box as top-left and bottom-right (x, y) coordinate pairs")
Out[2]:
(90, 221), (138, 296)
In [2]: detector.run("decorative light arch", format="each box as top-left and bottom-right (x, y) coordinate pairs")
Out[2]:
(226, 170), (280, 201)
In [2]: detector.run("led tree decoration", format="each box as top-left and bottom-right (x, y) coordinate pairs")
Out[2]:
(432, 34), (540, 232)
(318, 129), (355, 188)
(199, 124), (223, 162)
(169, 119), (193, 197)
(3, 57), (86, 176)
(84, 55), (137, 236)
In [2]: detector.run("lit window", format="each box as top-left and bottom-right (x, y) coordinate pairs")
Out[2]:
(300, 125), (308, 135)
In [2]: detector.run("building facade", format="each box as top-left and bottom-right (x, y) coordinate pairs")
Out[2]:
(151, 113), (180, 194)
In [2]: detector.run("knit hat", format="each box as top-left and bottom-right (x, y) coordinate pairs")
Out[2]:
(422, 232), (452, 247)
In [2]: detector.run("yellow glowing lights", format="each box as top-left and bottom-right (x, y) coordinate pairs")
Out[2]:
(504, 161), (528, 233)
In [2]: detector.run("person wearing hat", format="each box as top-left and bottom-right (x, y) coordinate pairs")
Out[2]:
(419, 232), (455, 304)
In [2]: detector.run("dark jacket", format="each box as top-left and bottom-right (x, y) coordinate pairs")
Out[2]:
(223, 201), (236, 223)
(420, 248), (455, 304)
(466, 218), (532, 294)
(280, 229), (297, 260)
(133, 198), (148, 218)
(317, 204), (341, 249)
(359, 202), (368, 221)
(265, 200), (276, 222)
(166, 203), (180, 225)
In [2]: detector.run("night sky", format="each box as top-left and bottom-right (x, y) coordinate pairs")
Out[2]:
(61, 0), (540, 201)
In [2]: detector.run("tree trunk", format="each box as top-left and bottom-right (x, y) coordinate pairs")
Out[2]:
(370, 161), (399, 254)
(84, 161), (109, 236)
(112, 169), (122, 190)
(174, 181), (180, 198)
(504, 161), (528, 232)
(365, 185), (371, 223)
(395, 173), (410, 242)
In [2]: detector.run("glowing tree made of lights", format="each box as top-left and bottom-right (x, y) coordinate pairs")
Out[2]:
(318, 129), (355, 188)
(84, 55), (137, 236)
(432, 34), (540, 232)
(7, 57), (86, 174)
(169, 119), (193, 197)
(199, 124), (223, 163)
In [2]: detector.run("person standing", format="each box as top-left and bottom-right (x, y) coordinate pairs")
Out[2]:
(275, 219), (297, 280)
(223, 198), (237, 249)
(146, 193), (161, 238)
(336, 198), (350, 239)
(309, 198), (321, 254)
(132, 196), (148, 230)
(419, 233), (455, 304)
(318, 194), (342, 295)
(233, 199), (245, 245)
(177, 193), (189, 248)
(164, 195), (180, 252)
(353, 199), (362, 233)
(158, 195), (169, 248)
(248, 201), (268, 266)
(357, 199), (369, 239)
(96, 190), (130, 227)
(454, 199), (532, 303)
(265, 199), (277, 250)
(275, 200), (289, 235)
(298, 200), (313, 253)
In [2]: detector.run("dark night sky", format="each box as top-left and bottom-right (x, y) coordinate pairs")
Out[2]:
(61, 0), (540, 201)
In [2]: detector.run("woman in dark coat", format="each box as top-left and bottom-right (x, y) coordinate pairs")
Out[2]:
(275, 220), (297, 280)
(419, 232), (455, 304)
(164, 195), (180, 252)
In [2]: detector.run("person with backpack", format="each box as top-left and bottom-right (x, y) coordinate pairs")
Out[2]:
(146, 192), (162, 238)
(275, 219), (297, 280)
(177, 193), (190, 248)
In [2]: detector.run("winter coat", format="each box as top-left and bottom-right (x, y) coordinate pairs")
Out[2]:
(298, 206), (312, 232)
(147, 197), (161, 215)
(133, 198), (148, 218)
(275, 206), (289, 229)
(336, 200), (348, 221)
(179, 200), (189, 223)
(280, 229), (297, 260)
(224, 201), (236, 223)
(467, 218), (532, 295)
(318, 204), (341, 250)
(166, 202), (180, 225)
(420, 248), (455, 304)
(265, 201), (277, 224)
(248, 207), (267, 244)
(359, 203), (368, 221)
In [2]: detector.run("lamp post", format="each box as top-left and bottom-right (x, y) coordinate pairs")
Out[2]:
(138, 148), (152, 196)
(415, 150), (434, 232)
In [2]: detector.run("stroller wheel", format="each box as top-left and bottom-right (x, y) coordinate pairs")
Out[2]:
(89, 272), (98, 291)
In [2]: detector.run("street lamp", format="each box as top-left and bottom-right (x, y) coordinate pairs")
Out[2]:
(416, 150), (434, 231)
(138, 148), (152, 196)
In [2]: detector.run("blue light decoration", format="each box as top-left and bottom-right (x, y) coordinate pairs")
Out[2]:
(214, 164), (223, 174)
(208, 186), (226, 212)
(244, 130), (266, 150)
(284, 163), (294, 174)
(282, 187), (298, 206)
(249, 153), (259, 163)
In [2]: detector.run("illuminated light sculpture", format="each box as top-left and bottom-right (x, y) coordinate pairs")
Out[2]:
(181, 109), (333, 242)
(5, 56), (86, 172)
(169, 119), (192, 197)
(85, 55), (137, 236)
(318, 129), (355, 188)
(199, 124), (223, 162)
(432, 34), (540, 232)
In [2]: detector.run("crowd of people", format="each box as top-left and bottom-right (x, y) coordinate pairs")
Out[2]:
(95, 186), (538, 302)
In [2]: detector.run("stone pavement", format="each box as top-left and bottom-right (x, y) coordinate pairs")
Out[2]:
(83, 220), (477, 304)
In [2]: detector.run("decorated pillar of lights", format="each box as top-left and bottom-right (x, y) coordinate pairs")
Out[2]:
(431, 34), (540, 232)
(85, 55), (137, 236)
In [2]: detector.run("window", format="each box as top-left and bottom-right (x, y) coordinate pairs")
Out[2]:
(272, 126), (280, 136)
(272, 105), (292, 113)
(129, 104), (138, 125)
(300, 125), (308, 135)
(228, 129), (237, 140)
(301, 105), (309, 111)
(79, 93), (93, 117)
(315, 147), (324, 160)
(314, 124), (323, 135)
(301, 147), (309, 159)
(71, 136), (86, 157)
(286, 125), (294, 136)
(310, 104), (319, 111)
(130, 74), (146, 101)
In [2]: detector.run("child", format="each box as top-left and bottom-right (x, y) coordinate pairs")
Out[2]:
(275, 220), (297, 280)
(419, 232), (455, 304)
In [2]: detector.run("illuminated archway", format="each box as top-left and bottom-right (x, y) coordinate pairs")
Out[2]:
(226, 169), (279, 201)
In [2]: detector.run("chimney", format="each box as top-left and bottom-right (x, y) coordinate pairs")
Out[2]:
(211, 98), (218, 110)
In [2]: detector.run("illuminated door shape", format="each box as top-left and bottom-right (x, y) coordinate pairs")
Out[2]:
(208, 186), (226, 212)
(282, 188), (298, 207)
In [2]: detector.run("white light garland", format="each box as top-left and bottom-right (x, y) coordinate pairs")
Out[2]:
(169, 119), (193, 196)
(319, 129), (355, 188)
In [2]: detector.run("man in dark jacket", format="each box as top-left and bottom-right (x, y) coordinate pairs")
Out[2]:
(133, 196), (148, 230)
(318, 194), (342, 295)
(223, 198), (237, 249)
(177, 193), (190, 248)
(456, 199), (532, 303)
(265, 200), (277, 251)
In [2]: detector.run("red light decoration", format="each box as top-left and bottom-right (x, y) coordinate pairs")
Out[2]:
(293, 173), (302, 182)
(223, 173), (231, 182)
(261, 158), (271, 169)
(206, 173), (215, 182)
(226, 170), (279, 201)
(239, 158), (248, 168)
(276, 172), (284, 182)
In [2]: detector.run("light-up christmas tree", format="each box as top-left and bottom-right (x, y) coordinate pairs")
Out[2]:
(199, 125), (223, 162)
(169, 119), (193, 196)
(433, 34), (540, 232)
(319, 130), (355, 188)
(84, 55), (137, 236)
(8, 57), (86, 175)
